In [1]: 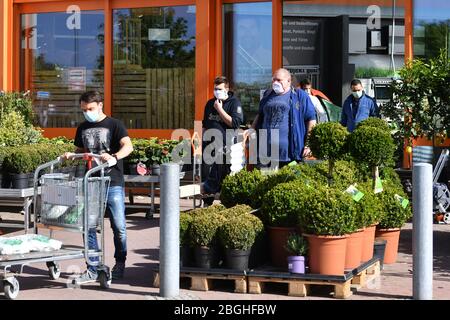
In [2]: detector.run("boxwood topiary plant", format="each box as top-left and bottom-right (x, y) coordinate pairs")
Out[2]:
(354, 181), (385, 228)
(356, 117), (391, 132)
(218, 204), (253, 219)
(308, 122), (349, 185)
(261, 180), (311, 227)
(298, 184), (357, 236)
(218, 215), (259, 250)
(220, 169), (266, 208)
(180, 212), (194, 247)
(349, 125), (395, 188)
(189, 212), (226, 247)
(376, 180), (412, 229)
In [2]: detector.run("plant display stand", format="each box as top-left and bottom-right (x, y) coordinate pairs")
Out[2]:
(247, 257), (380, 299)
(152, 266), (247, 294)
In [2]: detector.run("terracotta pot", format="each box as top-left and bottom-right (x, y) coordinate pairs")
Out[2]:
(345, 229), (365, 270)
(267, 226), (297, 268)
(303, 234), (348, 275)
(375, 228), (401, 264)
(361, 224), (377, 262)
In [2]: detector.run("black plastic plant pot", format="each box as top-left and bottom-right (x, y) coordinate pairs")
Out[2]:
(225, 248), (251, 271)
(194, 245), (218, 269)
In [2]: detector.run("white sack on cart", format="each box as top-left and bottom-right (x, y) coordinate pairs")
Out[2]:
(17, 235), (62, 252)
(0, 237), (31, 255)
(0, 235), (62, 255)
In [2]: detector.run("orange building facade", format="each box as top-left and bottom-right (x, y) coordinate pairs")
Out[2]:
(0, 0), (436, 141)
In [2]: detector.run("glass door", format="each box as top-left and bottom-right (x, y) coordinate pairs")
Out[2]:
(21, 10), (104, 128)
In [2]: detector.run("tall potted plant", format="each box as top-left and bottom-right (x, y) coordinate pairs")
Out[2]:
(308, 122), (349, 185)
(261, 180), (310, 268)
(382, 50), (450, 168)
(375, 180), (412, 264)
(298, 184), (357, 275)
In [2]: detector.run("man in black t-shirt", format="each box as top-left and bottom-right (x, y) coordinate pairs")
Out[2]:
(202, 76), (244, 206)
(63, 91), (133, 284)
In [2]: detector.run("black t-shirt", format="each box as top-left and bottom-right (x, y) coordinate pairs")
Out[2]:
(74, 117), (129, 186)
(202, 92), (244, 147)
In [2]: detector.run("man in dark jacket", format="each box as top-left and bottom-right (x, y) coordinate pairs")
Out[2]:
(202, 76), (244, 205)
(340, 79), (379, 132)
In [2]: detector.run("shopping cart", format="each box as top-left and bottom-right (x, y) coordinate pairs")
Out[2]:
(0, 153), (116, 299)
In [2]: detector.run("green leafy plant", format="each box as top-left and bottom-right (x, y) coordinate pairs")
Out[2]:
(298, 184), (357, 236)
(285, 233), (308, 256)
(145, 138), (186, 165)
(355, 67), (395, 78)
(180, 212), (193, 247)
(356, 117), (391, 132)
(189, 212), (226, 247)
(220, 169), (266, 208)
(128, 138), (153, 164)
(0, 91), (35, 126)
(308, 122), (349, 185)
(218, 214), (261, 250)
(349, 125), (396, 187)
(382, 50), (450, 152)
(354, 181), (385, 228)
(218, 204), (253, 219)
(314, 160), (361, 190)
(376, 180), (412, 229)
(0, 111), (42, 147)
(261, 181), (311, 227)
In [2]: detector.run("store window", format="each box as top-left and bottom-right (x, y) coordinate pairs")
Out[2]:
(414, 0), (450, 59)
(113, 6), (196, 129)
(283, 1), (405, 106)
(20, 11), (104, 128)
(223, 2), (272, 125)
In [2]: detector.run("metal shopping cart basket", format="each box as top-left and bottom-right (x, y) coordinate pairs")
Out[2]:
(0, 153), (116, 299)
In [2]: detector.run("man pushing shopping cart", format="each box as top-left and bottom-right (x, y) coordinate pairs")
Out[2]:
(63, 91), (133, 285)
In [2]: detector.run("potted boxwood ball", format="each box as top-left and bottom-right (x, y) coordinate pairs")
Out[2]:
(180, 212), (194, 267)
(220, 169), (265, 208)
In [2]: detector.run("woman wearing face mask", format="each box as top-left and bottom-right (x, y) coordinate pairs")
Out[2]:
(340, 79), (379, 132)
(202, 76), (244, 206)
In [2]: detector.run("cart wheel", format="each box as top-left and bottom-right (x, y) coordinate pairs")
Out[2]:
(444, 213), (450, 225)
(48, 264), (61, 280)
(4, 278), (20, 300)
(145, 211), (154, 220)
(98, 271), (111, 289)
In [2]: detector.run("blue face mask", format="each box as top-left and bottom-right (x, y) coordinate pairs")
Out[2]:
(83, 110), (99, 123)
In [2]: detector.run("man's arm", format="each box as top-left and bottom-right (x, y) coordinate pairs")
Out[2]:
(214, 100), (232, 127)
(370, 98), (380, 117)
(113, 136), (133, 160)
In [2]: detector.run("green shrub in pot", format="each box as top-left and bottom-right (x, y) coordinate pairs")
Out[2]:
(261, 181), (311, 227)
(218, 204), (253, 219)
(189, 212), (226, 247)
(307, 122), (349, 185)
(251, 164), (323, 209)
(180, 212), (194, 247)
(354, 181), (385, 228)
(220, 169), (265, 208)
(349, 126), (395, 182)
(285, 233), (308, 256)
(298, 184), (357, 236)
(356, 117), (391, 132)
(218, 215), (258, 251)
(376, 180), (412, 229)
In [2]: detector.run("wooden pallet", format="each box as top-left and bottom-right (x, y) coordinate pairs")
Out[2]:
(152, 267), (247, 294)
(247, 258), (380, 299)
(350, 260), (381, 289)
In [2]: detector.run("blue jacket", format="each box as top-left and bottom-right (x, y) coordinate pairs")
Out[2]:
(258, 88), (316, 161)
(340, 93), (379, 132)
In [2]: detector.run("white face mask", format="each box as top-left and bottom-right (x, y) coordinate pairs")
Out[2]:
(272, 82), (285, 94)
(214, 89), (228, 100)
(352, 90), (363, 99)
